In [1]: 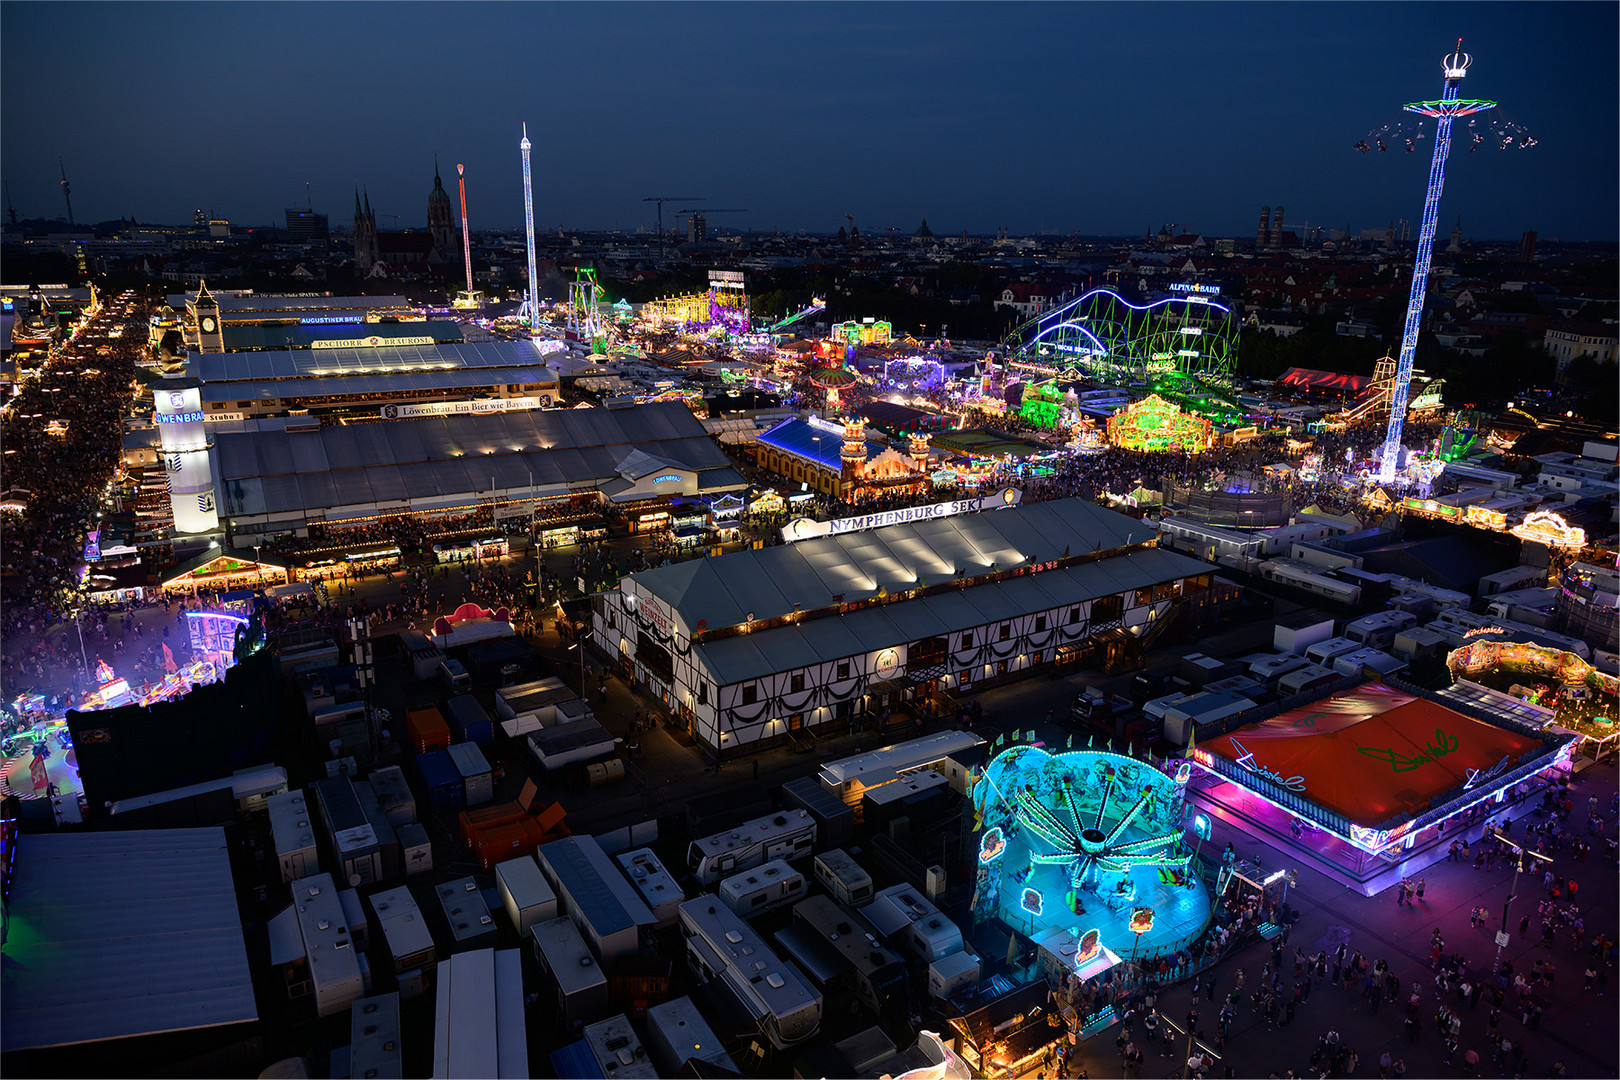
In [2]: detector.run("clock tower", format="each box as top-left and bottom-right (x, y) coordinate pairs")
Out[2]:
(193, 278), (223, 354)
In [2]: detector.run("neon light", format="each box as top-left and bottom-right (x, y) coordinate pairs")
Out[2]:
(1378, 50), (1497, 482)
(1229, 737), (1308, 792)
(1021, 887), (1044, 916)
(978, 826), (1007, 864)
(1509, 510), (1586, 549)
(185, 611), (250, 625)
(1076, 927), (1102, 963)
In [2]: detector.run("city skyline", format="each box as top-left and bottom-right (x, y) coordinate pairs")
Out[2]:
(2, 2), (1615, 241)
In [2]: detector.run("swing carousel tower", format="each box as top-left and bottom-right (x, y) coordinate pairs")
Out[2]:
(1376, 44), (1496, 483)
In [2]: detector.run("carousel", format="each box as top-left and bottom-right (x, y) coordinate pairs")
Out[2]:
(972, 742), (1212, 973)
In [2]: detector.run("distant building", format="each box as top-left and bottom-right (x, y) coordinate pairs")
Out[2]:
(1519, 230), (1537, 264)
(1543, 321), (1616, 378)
(284, 208), (330, 244)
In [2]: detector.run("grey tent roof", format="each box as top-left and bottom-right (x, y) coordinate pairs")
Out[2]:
(215, 401), (736, 518)
(190, 339), (557, 384)
(0, 828), (258, 1050)
(629, 497), (1164, 633)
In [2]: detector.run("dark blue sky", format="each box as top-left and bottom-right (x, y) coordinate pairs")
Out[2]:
(3, 2), (1615, 240)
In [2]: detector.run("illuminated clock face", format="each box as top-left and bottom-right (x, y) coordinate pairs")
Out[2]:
(201, 316), (217, 333)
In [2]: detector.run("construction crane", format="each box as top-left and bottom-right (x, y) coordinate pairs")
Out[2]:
(879, 224), (901, 244)
(643, 195), (703, 257)
(844, 213), (855, 237)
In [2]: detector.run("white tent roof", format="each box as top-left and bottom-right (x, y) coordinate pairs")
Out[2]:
(629, 497), (1167, 634)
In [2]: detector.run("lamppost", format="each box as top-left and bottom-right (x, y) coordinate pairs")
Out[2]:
(71, 607), (89, 680)
(1489, 827), (1553, 974)
(567, 628), (593, 698)
(253, 544), (262, 591)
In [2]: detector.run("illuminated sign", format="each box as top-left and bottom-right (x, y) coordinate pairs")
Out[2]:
(300, 315), (364, 325)
(1179, 326), (1204, 336)
(652, 473), (684, 484)
(155, 410), (205, 424)
(781, 488), (1023, 543)
(379, 397), (540, 420)
(311, 335), (436, 349)
(1169, 283), (1221, 295)
(1020, 887), (1044, 916)
(978, 826), (1007, 863)
(1076, 927), (1102, 963)
(1229, 737), (1307, 791)
(873, 648), (901, 680)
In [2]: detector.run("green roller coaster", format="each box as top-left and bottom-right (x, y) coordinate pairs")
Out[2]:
(1002, 287), (1245, 426)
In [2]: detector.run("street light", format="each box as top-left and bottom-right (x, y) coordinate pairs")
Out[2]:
(566, 628), (593, 698)
(1489, 827), (1553, 973)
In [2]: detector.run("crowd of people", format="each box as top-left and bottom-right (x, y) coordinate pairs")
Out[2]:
(1, 294), (150, 699)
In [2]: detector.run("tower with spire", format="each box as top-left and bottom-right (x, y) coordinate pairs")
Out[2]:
(353, 187), (378, 271)
(428, 157), (455, 264)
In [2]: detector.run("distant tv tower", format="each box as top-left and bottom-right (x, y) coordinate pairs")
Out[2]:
(57, 154), (74, 225)
(519, 123), (540, 326)
(456, 163), (475, 297)
(1375, 42), (1496, 484)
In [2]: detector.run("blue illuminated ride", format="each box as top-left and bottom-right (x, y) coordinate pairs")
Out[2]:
(1376, 44), (1497, 483)
(975, 744), (1192, 897)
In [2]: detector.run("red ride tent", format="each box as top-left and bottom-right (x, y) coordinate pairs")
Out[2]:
(1202, 684), (1541, 826)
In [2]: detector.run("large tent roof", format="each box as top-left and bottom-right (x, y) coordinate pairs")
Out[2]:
(0, 828), (258, 1050)
(1202, 684), (1543, 827)
(630, 497), (1168, 636)
(214, 401), (738, 517)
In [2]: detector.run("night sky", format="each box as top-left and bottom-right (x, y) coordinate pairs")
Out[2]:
(3, 2), (1615, 240)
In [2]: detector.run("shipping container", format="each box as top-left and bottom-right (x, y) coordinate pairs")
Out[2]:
(367, 765), (417, 827)
(531, 916), (611, 1035)
(445, 695), (494, 747)
(459, 802), (526, 847)
(447, 741), (494, 806)
(399, 629), (445, 680)
(495, 854), (559, 938)
(436, 876), (498, 952)
(405, 706), (452, 754)
(397, 822), (432, 876)
(471, 818), (547, 872)
(312, 776), (383, 887)
(415, 749), (466, 814)
(782, 775), (855, 848)
(861, 768), (950, 832)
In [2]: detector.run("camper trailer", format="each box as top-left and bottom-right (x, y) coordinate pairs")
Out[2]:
(717, 859), (808, 918)
(678, 898), (822, 1051)
(687, 808), (817, 888)
(812, 849), (874, 908)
